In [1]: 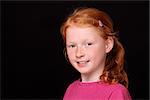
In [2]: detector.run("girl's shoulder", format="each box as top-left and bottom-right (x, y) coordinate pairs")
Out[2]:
(100, 82), (129, 94)
(65, 80), (79, 90)
(106, 83), (132, 100)
(67, 79), (80, 87)
(108, 82), (127, 90)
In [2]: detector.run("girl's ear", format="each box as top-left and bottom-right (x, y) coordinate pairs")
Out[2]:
(105, 37), (114, 53)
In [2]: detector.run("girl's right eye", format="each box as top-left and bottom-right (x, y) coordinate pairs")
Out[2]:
(68, 44), (76, 48)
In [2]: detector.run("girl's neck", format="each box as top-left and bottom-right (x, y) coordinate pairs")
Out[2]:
(80, 75), (100, 82)
(81, 68), (103, 83)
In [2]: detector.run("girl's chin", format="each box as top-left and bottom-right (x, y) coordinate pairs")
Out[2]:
(77, 69), (91, 75)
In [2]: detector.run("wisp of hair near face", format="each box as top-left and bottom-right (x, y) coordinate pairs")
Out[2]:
(60, 7), (129, 88)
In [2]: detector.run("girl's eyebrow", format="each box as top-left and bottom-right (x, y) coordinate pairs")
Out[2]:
(67, 39), (96, 44)
(84, 39), (96, 43)
(67, 42), (76, 44)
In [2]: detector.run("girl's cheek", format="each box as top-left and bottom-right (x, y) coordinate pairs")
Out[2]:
(67, 49), (75, 58)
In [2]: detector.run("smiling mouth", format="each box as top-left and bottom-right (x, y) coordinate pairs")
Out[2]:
(77, 60), (90, 64)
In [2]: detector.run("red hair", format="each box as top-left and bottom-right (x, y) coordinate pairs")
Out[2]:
(60, 7), (129, 88)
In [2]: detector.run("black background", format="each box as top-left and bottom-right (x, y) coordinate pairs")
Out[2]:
(1, 1), (149, 100)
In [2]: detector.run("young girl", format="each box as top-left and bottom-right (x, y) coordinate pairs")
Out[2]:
(60, 7), (132, 100)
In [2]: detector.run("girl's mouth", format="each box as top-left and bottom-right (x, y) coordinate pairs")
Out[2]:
(76, 60), (90, 67)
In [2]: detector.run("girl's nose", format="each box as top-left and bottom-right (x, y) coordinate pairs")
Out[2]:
(76, 47), (85, 58)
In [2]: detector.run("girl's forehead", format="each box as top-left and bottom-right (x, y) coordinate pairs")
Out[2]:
(66, 26), (103, 43)
(66, 25), (102, 36)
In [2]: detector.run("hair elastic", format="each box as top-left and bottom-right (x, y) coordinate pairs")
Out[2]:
(99, 20), (104, 27)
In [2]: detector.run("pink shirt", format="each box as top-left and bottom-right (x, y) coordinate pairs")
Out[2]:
(63, 80), (132, 100)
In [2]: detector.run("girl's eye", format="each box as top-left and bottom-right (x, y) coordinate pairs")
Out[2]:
(69, 44), (76, 48)
(86, 43), (93, 46)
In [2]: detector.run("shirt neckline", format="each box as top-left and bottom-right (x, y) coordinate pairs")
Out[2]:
(77, 79), (104, 86)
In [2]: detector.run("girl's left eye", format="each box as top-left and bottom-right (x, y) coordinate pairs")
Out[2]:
(86, 43), (93, 46)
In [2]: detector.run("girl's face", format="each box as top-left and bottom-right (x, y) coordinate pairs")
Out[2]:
(66, 25), (112, 76)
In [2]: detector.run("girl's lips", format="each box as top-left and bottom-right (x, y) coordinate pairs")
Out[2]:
(77, 60), (90, 64)
(76, 60), (90, 67)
